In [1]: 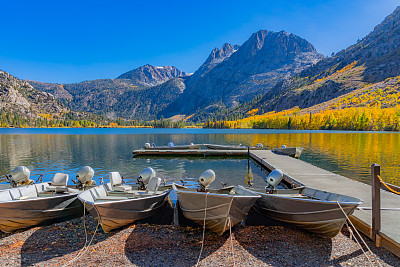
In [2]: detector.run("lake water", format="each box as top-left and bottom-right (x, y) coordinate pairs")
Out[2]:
(0, 128), (399, 189)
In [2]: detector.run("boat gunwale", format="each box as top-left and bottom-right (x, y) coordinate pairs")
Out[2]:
(253, 204), (357, 215)
(0, 191), (79, 204)
(172, 183), (261, 199)
(77, 187), (171, 205)
(238, 186), (362, 205)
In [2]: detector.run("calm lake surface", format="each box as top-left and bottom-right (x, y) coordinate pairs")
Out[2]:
(0, 128), (399, 188)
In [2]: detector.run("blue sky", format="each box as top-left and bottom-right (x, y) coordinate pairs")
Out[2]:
(0, 0), (398, 83)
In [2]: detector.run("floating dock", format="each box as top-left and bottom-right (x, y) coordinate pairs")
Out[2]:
(132, 149), (249, 157)
(250, 150), (400, 258)
(133, 147), (400, 258)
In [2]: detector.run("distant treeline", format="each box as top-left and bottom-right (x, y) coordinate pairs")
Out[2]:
(0, 109), (196, 128)
(204, 106), (400, 131)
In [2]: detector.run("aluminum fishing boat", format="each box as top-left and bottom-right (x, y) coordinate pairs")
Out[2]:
(272, 146), (304, 158)
(78, 167), (171, 233)
(242, 169), (362, 238)
(173, 170), (260, 235)
(0, 166), (96, 233)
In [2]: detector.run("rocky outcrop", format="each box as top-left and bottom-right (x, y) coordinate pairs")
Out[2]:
(0, 70), (67, 117)
(195, 43), (240, 77)
(254, 6), (400, 114)
(162, 30), (324, 117)
(117, 64), (189, 87)
(28, 65), (189, 119)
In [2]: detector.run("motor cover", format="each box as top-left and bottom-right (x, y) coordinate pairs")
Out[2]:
(77, 166), (95, 185)
(139, 167), (156, 184)
(265, 169), (284, 187)
(11, 166), (31, 184)
(198, 169), (215, 189)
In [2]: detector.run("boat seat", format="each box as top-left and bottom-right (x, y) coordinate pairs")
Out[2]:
(47, 173), (69, 193)
(35, 182), (50, 193)
(18, 185), (38, 199)
(146, 177), (161, 195)
(0, 190), (13, 201)
(109, 172), (131, 192)
(9, 188), (22, 199)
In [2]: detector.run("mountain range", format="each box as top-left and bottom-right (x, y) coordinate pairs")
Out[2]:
(2, 6), (400, 124)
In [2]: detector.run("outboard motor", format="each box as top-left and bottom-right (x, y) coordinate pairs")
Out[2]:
(137, 167), (156, 190)
(10, 166), (34, 187)
(76, 166), (95, 188)
(256, 143), (263, 149)
(197, 169), (215, 192)
(144, 143), (151, 149)
(265, 169), (284, 193)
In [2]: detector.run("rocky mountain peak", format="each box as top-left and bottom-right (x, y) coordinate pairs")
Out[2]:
(117, 64), (188, 87)
(195, 43), (240, 77)
(161, 29), (324, 117)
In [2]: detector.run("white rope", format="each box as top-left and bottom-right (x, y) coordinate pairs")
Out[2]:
(62, 201), (100, 267)
(228, 217), (236, 267)
(337, 201), (382, 267)
(196, 192), (209, 267)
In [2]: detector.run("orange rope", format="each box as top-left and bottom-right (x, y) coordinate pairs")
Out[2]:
(377, 175), (400, 196)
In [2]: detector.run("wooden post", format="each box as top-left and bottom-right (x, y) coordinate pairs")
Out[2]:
(371, 163), (381, 246)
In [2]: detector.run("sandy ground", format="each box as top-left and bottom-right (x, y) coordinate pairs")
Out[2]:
(0, 216), (399, 267)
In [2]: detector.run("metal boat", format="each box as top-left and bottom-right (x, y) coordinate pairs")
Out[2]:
(0, 166), (96, 233)
(77, 168), (171, 233)
(242, 169), (362, 238)
(272, 146), (304, 158)
(143, 142), (202, 150)
(172, 170), (260, 235)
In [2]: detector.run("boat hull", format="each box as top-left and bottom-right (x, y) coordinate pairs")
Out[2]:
(272, 147), (304, 158)
(79, 190), (170, 233)
(175, 189), (260, 235)
(0, 194), (83, 233)
(244, 188), (361, 238)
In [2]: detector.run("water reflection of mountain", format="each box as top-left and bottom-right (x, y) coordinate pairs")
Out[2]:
(1, 130), (399, 186)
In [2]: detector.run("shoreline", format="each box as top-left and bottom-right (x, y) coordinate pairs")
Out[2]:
(0, 216), (398, 266)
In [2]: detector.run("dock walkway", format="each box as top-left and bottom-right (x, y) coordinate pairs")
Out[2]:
(133, 149), (248, 157)
(250, 150), (400, 257)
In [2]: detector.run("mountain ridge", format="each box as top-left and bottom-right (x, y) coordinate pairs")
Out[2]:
(160, 30), (324, 118)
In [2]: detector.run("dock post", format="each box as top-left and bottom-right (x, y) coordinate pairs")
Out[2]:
(371, 163), (381, 247)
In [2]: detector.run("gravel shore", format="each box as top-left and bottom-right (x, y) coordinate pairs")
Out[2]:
(0, 216), (398, 266)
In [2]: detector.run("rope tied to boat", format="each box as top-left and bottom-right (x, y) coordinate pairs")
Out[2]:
(377, 175), (400, 195)
(228, 217), (236, 267)
(336, 201), (382, 267)
(196, 192), (209, 267)
(62, 201), (100, 267)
